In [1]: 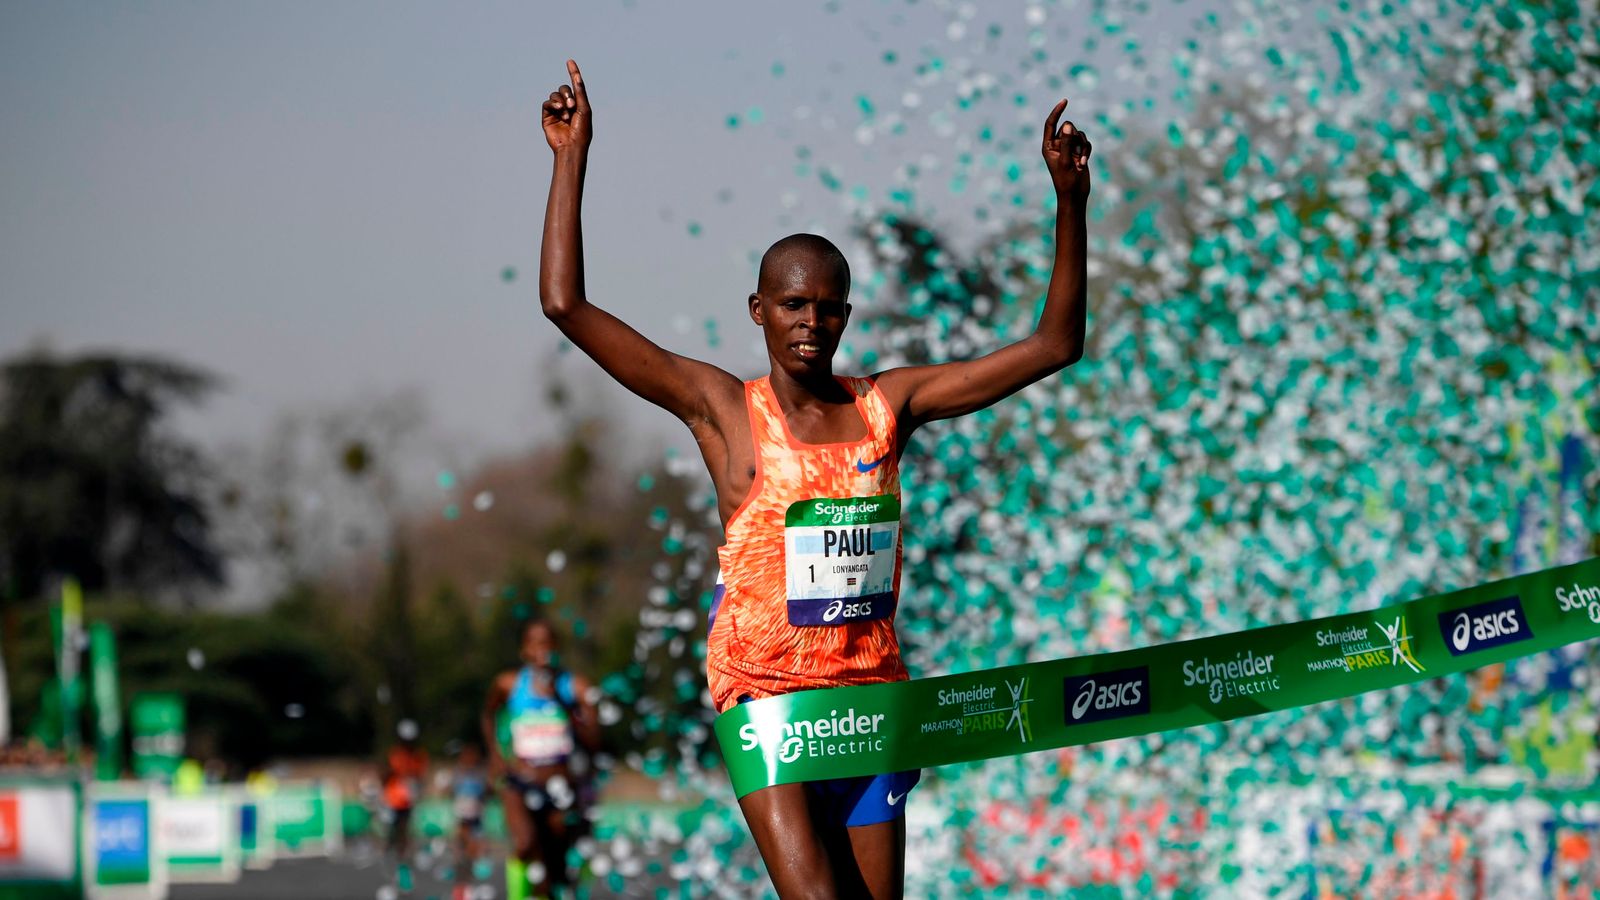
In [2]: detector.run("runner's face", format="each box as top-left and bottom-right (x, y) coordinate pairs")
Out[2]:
(751, 261), (850, 376)
(520, 623), (556, 667)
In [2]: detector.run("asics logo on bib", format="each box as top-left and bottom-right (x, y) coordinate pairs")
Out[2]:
(822, 599), (878, 622)
(1556, 583), (1600, 624)
(855, 451), (891, 474)
(1438, 595), (1533, 656)
(1062, 666), (1150, 725)
(738, 708), (888, 762)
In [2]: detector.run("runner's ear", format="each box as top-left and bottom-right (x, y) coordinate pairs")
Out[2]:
(749, 293), (765, 325)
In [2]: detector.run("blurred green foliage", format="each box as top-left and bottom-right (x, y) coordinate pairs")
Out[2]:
(0, 350), (223, 602)
(0, 350), (702, 769)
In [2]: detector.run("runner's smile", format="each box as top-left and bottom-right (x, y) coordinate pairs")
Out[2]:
(791, 339), (825, 361)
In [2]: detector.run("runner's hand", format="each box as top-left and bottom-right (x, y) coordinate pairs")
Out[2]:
(543, 59), (592, 154)
(1042, 99), (1092, 200)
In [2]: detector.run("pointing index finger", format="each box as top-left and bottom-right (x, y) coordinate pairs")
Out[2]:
(1043, 98), (1068, 146)
(566, 59), (590, 108)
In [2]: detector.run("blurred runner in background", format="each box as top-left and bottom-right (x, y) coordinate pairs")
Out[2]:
(449, 742), (491, 900)
(483, 619), (601, 900)
(382, 718), (429, 894)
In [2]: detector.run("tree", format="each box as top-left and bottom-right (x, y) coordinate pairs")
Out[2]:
(7, 593), (370, 770)
(367, 531), (419, 749)
(0, 350), (223, 603)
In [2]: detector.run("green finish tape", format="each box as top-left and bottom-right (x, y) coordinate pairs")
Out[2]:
(715, 557), (1600, 797)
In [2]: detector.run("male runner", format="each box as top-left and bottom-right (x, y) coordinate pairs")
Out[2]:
(482, 619), (601, 899)
(538, 59), (1091, 899)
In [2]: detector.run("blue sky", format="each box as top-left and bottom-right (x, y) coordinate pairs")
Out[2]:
(1, 0), (1193, 464)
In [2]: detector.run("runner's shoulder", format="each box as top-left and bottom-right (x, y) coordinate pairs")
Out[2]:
(865, 367), (916, 414)
(563, 671), (595, 704)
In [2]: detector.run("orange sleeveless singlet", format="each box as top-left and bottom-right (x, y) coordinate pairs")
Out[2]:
(705, 375), (909, 713)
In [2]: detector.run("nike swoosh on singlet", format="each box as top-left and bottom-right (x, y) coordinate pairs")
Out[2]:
(855, 451), (891, 474)
(885, 790), (904, 806)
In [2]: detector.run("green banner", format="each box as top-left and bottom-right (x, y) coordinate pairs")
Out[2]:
(130, 692), (184, 781)
(715, 557), (1600, 797)
(29, 676), (62, 747)
(49, 579), (84, 759)
(271, 784), (334, 855)
(88, 623), (122, 781)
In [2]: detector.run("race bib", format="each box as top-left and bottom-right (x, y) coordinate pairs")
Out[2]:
(453, 794), (484, 820)
(784, 495), (900, 626)
(511, 712), (574, 764)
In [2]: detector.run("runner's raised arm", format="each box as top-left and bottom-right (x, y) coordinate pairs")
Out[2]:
(874, 99), (1093, 432)
(538, 59), (740, 425)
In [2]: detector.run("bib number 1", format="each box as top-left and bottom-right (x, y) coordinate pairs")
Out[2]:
(784, 495), (900, 626)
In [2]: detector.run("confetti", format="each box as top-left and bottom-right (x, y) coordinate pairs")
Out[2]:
(580, 1), (1600, 894)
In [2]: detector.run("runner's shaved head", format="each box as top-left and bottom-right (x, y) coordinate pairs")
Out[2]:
(756, 233), (851, 297)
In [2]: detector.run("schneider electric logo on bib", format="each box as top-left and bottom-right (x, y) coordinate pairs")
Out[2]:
(1182, 650), (1280, 705)
(812, 500), (883, 526)
(1436, 595), (1534, 656)
(738, 708), (886, 764)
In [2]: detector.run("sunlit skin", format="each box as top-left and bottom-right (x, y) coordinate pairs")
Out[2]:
(750, 260), (861, 425)
(538, 59), (1092, 900)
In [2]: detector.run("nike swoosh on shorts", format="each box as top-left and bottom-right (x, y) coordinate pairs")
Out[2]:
(886, 790), (903, 806)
